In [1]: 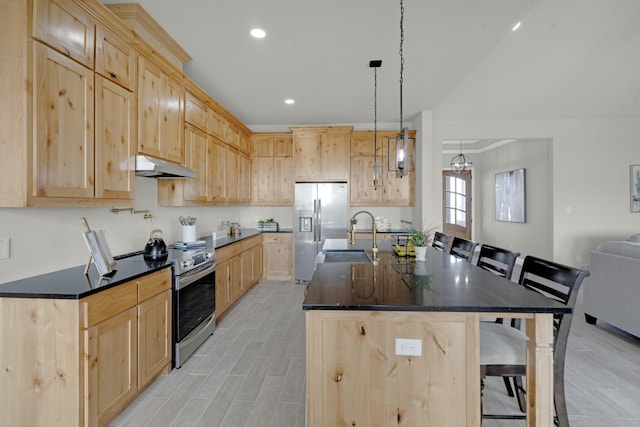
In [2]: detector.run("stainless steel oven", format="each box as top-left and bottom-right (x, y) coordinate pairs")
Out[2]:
(173, 249), (216, 368)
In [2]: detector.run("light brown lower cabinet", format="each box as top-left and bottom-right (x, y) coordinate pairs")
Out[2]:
(241, 245), (262, 292)
(215, 234), (263, 320)
(85, 303), (138, 426)
(216, 257), (232, 316)
(262, 233), (293, 280)
(0, 267), (172, 427)
(137, 281), (172, 389)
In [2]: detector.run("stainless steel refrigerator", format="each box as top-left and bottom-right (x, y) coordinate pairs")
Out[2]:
(294, 182), (348, 283)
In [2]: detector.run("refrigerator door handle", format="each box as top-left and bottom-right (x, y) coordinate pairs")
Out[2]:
(313, 199), (318, 242)
(316, 199), (322, 242)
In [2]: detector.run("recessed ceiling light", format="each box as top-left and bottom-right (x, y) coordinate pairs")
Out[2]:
(250, 28), (266, 38)
(284, 99), (295, 105)
(512, 21), (521, 31)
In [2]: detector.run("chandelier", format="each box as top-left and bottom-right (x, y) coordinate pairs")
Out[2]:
(450, 140), (473, 174)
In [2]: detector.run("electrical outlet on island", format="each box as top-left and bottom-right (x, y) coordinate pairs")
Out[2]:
(395, 338), (422, 356)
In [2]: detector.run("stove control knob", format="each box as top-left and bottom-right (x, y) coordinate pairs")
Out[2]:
(182, 259), (193, 269)
(205, 252), (213, 259)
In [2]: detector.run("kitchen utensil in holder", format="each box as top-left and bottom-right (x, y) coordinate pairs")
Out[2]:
(182, 225), (197, 243)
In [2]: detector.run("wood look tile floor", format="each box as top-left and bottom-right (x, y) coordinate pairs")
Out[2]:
(108, 280), (640, 427)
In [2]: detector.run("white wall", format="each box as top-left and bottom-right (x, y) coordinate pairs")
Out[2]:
(431, 117), (640, 266)
(0, 177), (292, 284)
(467, 139), (553, 259)
(413, 111), (439, 231)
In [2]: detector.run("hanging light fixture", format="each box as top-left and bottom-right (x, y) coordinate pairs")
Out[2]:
(388, 0), (414, 177)
(450, 140), (473, 174)
(370, 59), (382, 189)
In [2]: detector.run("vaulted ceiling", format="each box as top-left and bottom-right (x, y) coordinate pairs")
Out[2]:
(102, 0), (640, 128)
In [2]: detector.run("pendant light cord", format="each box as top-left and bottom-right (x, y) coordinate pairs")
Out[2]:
(370, 59), (382, 187)
(374, 67), (378, 155)
(399, 0), (405, 131)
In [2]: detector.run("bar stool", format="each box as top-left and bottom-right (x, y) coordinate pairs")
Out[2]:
(476, 244), (520, 280)
(449, 236), (478, 262)
(431, 232), (451, 252)
(476, 244), (521, 398)
(480, 255), (589, 426)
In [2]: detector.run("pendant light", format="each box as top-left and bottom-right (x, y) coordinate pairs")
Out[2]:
(370, 59), (382, 189)
(388, 0), (414, 177)
(450, 140), (473, 174)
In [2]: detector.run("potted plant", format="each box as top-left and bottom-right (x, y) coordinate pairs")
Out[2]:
(409, 224), (436, 261)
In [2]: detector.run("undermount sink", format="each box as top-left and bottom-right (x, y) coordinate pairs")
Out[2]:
(322, 250), (371, 264)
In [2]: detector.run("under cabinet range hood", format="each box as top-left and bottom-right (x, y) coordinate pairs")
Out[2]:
(135, 155), (197, 178)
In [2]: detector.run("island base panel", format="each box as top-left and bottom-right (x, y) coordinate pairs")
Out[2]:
(306, 310), (480, 426)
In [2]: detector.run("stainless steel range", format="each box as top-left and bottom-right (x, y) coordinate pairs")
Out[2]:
(121, 245), (216, 368)
(170, 245), (216, 368)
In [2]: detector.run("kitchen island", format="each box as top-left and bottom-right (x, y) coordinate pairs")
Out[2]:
(303, 245), (566, 427)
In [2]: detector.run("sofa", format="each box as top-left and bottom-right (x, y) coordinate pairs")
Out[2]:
(583, 238), (640, 338)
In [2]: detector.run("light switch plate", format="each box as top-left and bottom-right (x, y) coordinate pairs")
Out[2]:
(395, 338), (422, 356)
(0, 238), (10, 260)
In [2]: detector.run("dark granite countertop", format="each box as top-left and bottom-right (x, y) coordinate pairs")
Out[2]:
(0, 228), (274, 300)
(202, 228), (292, 250)
(0, 261), (172, 299)
(303, 245), (570, 314)
(203, 228), (261, 250)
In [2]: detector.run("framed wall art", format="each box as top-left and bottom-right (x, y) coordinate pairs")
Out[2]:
(495, 168), (526, 223)
(631, 165), (640, 213)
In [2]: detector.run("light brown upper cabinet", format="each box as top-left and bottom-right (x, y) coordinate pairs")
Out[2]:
(32, 43), (96, 200)
(2, 0), (251, 207)
(0, 0), (139, 207)
(138, 56), (184, 164)
(291, 126), (352, 182)
(251, 133), (294, 205)
(238, 152), (252, 204)
(225, 146), (240, 203)
(32, 0), (95, 68)
(158, 92), (254, 206)
(208, 136), (228, 204)
(239, 133), (251, 154)
(223, 145), (250, 204)
(208, 108), (227, 141)
(226, 125), (240, 150)
(185, 91), (208, 132)
(95, 76), (136, 200)
(157, 127), (251, 206)
(95, 24), (136, 91)
(350, 131), (382, 205)
(350, 130), (415, 206)
(181, 123), (210, 202)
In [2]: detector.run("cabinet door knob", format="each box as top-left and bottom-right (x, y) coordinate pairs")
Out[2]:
(110, 72), (116, 79)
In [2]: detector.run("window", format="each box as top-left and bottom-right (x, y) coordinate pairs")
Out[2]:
(445, 175), (467, 227)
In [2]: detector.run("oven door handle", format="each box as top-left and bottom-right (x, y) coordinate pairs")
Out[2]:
(176, 262), (216, 290)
